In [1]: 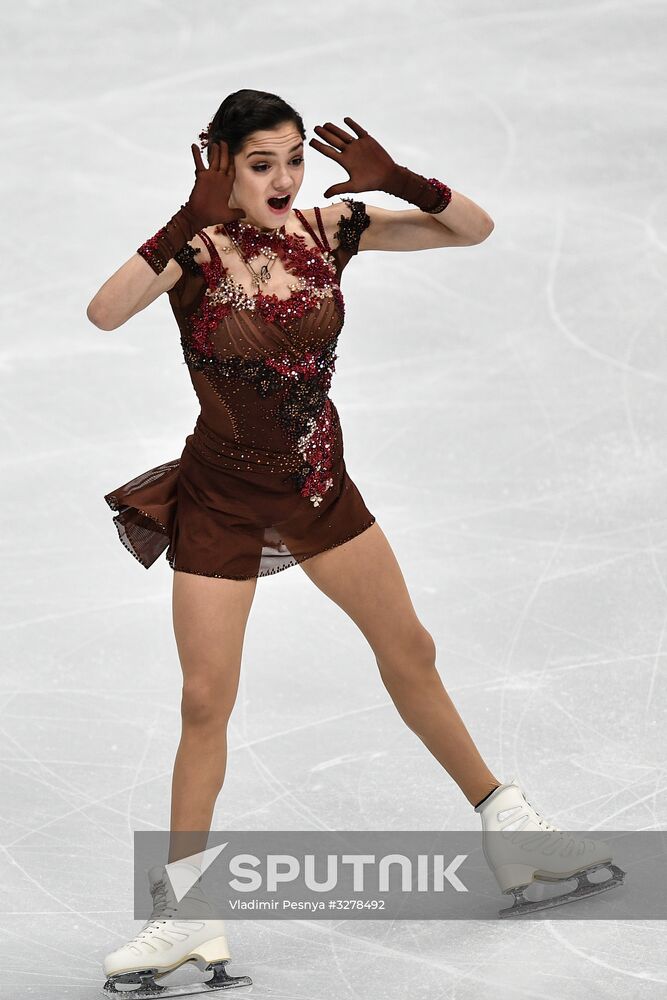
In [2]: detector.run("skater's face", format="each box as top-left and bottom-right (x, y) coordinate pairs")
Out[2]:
(228, 123), (305, 230)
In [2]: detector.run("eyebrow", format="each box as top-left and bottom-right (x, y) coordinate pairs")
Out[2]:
(246, 142), (304, 159)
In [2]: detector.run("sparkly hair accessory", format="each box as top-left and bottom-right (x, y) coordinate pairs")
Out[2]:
(199, 119), (213, 151)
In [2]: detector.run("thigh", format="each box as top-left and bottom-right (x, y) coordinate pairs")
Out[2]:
(172, 570), (258, 718)
(298, 521), (435, 668)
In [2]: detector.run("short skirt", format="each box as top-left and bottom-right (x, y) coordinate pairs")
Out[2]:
(103, 411), (376, 580)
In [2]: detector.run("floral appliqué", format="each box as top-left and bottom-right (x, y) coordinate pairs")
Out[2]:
(179, 221), (347, 507)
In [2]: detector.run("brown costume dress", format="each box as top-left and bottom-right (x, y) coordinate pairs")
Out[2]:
(104, 198), (376, 579)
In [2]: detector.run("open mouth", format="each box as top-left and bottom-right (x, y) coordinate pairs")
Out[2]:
(267, 194), (290, 210)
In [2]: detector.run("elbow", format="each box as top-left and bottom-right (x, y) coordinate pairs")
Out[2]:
(86, 300), (120, 331)
(479, 216), (495, 242)
(86, 303), (105, 329)
(471, 216), (494, 245)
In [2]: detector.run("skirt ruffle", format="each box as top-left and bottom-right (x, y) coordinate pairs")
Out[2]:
(103, 438), (376, 579)
(104, 459), (180, 569)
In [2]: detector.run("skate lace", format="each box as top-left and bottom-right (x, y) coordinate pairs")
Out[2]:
(523, 796), (562, 836)
(497, 794), (562, 837)
(132, 878), (179, 941)
(501, 814), (559, 835)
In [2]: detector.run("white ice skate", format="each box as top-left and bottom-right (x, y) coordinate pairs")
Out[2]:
(102, 861), (251, 996)
(475, 780), (625, 918)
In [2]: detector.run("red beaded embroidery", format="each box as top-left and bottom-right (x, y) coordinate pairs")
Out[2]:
(184, 222), (342, 356)
(180, 222), (346, 506)
(137, 227), (169, 274)
(218, 220), (338, 324)
(181, 334), (339, 507)
(188, 248), (229, 358)
(263, 345), (339, 505)
(423, 178), (452, 214)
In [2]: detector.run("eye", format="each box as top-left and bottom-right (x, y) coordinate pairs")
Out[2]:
(252, 156), (305, 173)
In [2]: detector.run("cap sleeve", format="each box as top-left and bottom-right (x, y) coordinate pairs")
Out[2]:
(331, 197), (371, 273)
(167, 240), (206, 313)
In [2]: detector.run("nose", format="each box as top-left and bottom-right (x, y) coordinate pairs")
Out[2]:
(273, 165), (293, 192)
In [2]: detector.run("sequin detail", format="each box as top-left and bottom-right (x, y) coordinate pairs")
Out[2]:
(139, 232), (202, 276)
(174, 243), (203, 274)
(106, 204), (377, 577)
(186, 223), (341, 358)
(137, 228), (169, 274)
(423, 178), (453, 214)
(182, 335), (340, 507)
(179, 220), (353, 507)
(333, 197), (371, 255)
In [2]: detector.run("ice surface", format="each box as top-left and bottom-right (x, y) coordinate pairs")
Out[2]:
(2, 0), (666, 996)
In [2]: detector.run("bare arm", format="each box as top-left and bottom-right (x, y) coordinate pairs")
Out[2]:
(86, 253), (183, 331)
(86, 139), (243, 332)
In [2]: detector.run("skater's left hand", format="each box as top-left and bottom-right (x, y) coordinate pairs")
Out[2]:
(309, 117), (397, 198)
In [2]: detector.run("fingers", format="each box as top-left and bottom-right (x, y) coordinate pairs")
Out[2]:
(312, 118), (368, 146)
(212, 138), (236, 176)
(323, 184), (355, 198)
(343, 116), (368, 138)
(314, 123), (351, 149)
(308, 137), (342, 162)
(191, 143), (205, 172)
(218, 139), (231, 172)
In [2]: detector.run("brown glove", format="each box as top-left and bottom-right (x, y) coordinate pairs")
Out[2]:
(137, 140), (245, 275)
(309, 116), (451, 213)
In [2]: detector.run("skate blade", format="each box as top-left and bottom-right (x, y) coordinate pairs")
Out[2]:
(102, 959), (252, 997)
(499, 863), (626, 919)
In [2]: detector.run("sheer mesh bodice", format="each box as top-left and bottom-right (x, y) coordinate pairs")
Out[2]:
(104, 198), (376, 579)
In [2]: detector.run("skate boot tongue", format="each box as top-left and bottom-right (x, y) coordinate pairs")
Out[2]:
(146, 860), (216, 921)
(147, 862), (192, 918)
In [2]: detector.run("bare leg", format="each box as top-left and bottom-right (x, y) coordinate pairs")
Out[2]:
(377, 669), (501, 807)
(169, 570), (258, 864)
(296, 522), (500, 807)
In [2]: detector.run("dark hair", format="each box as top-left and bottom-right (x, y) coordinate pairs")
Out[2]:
(204, 89), (306, 163)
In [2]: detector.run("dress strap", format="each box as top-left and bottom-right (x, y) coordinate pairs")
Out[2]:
(313, 206), (332, 252)
(197, 229), (220, 261)
(293, 208), (327, 253)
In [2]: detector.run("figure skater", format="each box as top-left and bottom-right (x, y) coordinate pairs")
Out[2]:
(87, 89), (624, 997)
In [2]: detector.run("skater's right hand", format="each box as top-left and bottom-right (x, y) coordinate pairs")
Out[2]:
(185, 140), (245, 229)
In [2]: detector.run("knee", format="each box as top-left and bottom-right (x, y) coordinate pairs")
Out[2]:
(180, 680), (235, 727)
(376, 626), (438, 683)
